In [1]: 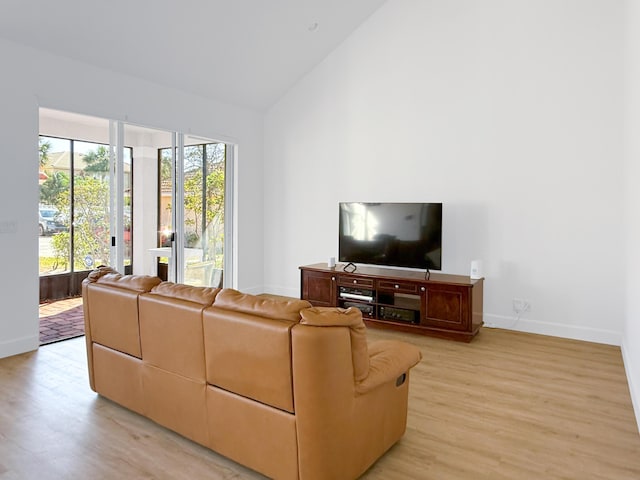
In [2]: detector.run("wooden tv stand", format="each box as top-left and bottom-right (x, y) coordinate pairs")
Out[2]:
(300, 263), (483, 342)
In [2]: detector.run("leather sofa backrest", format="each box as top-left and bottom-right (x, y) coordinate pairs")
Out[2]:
(299, 307), (369, 382)
(83, 266), (161, 358)
(212, 289), (311, 321)
(151, 281), (219, 305)
(139, 282), (220, 381)
(86, 266), (163, 292)
(203, 289), (312, 413)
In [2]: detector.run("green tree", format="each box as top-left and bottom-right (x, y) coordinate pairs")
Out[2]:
(51, 173), (110, 269)
(83, 146), (110, 177)
(40, 171), (69, 207)
(160, 150), (173, 180)
(51, 231), (70, 271)
(158, 143), (225, 265)
(39, 138), (51, 168)
(73, 175), (111, 268)
(182, 148), (225, 250)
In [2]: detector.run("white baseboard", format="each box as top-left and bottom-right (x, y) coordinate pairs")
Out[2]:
(0, 334), (39, 360)
(621, 340), (640, 435)
(483, 313), (622, 346)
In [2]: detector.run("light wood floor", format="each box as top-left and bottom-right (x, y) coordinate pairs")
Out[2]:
(1, 328), (639, 479)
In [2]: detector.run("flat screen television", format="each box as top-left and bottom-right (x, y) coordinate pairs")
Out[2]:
(339, 202), (442, 271)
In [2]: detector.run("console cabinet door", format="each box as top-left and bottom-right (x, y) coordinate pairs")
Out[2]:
(301, 270), (337, 307)
(423, 284), (470, 331)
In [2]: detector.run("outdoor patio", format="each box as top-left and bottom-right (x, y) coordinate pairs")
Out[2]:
(39, 297), (84, 345)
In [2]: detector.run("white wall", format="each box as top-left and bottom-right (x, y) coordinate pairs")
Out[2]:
(623, 0), (640, 433)
(264, 0), (625, 345)
(0, 38), (264, 359)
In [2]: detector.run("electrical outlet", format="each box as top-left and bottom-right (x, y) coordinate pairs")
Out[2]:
(513, 298), (531, 314)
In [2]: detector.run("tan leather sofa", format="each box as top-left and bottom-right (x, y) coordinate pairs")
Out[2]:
(82, 266), (422, 480)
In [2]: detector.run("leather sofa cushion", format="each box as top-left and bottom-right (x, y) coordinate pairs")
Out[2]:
(299, 306), (362, 327)
(84, 283), (143, 358)
(357, 340), (422, 394)
(92, 343), (144, 415)
(139, 294), (208, 380)
(300, 307), (369, 382)
(142, 364), (208, 446)
(213, 288), (311, 321)
(207, 385), (298, 480)
(87, 265), (161, 292)
(203, 306), (297, 413)
(150, 281), (219, 306)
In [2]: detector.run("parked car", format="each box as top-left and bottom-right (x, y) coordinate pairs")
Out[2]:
(39, 206), (66, 236)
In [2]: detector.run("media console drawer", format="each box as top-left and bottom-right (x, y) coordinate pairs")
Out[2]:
(300, 263), (484, 343)
(377, 280), (419, 294)
(337, 276), (374, 288)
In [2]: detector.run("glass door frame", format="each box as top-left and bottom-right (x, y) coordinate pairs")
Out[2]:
(156, 132), (234, 287)
(109, 121), (134, 275)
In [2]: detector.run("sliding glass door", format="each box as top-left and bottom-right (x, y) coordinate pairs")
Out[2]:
(108, 122), (134, 274)
(158, 135), (229, 287)
(39, 131), (133, 300)
(181, 138), (226, 287)
(39, 108), (233, 300)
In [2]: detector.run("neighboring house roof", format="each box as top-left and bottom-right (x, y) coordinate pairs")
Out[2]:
(45, 151), (87, 173)
(43, 151), (131, 174)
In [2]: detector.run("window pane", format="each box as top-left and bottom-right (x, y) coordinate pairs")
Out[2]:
(156, 138), (228, 287)
(159, 148), (173, 248)
(39, 136), (71, 275)
(73, 141), (111, 271)
(124, 147), (133, 268)
(205, 142), (225, 270)
(183, 145), (204, 249)
(182, 141), (225, 287)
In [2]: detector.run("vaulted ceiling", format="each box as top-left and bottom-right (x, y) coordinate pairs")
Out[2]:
(0, 0), (386, 111)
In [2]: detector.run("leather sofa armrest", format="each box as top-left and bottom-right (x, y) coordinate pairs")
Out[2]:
(355, 340), (422, 395)
(85, 265), (118, 282)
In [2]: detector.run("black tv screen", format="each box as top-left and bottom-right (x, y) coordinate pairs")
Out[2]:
(339, 202), (442, 271)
